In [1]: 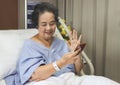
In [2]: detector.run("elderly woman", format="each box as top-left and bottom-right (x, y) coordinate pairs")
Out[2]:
(5, 2), (120, 85)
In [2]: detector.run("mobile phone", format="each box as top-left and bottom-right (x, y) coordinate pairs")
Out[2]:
(74, 43), (86, 52)
(80, 43), (86, 51)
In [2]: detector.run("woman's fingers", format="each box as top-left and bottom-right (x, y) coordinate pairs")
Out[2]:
(62, 48), (81, 64)
(29, 73), (38, 81)
(73, 34), (82, 51)
(29, 76), (35, 81)
(73, 29), (77, 40)
(78, 34), (82, 42)
(68, 29), (83, 52)
(69, 29), (78, 40)
(72, 48), (81, 56)
(71, 49), (81, 63)
(69, 31), (73, 41)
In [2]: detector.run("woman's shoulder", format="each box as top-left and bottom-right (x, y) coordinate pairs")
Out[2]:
(23, 39), (34, 45)
(22, 39), (39, 49)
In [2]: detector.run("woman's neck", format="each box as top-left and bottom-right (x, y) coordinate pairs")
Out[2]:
(37, 34), (53, 48)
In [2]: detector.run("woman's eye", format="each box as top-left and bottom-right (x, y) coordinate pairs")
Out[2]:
(41, 24), (47, 26)
(50, 23), (54, 26)
(50, 22), (56, 26)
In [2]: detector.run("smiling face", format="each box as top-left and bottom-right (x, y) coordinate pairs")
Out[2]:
(38, 11), (56, 40)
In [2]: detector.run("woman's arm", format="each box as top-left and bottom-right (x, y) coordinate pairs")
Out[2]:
(29, 60), (63, 81)
(29, 49), (81, 81)
(67, 29), (84, 75)
(74, 54), (83, 75)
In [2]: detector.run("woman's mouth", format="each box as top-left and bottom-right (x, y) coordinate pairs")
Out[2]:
(45, 31), (52, 35)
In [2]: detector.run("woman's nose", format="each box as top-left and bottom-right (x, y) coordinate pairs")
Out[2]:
(46, 24), (51, 30)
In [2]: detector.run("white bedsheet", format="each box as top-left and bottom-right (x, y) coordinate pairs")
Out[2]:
(26, 72), (120, 85)
(0, 79), (6, 85)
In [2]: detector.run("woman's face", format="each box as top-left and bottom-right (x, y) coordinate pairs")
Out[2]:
(38, 12), (56, 40)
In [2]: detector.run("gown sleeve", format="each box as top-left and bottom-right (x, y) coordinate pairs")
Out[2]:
(17, 40), (47, 84)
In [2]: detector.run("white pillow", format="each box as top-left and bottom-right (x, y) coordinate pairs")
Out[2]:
(0, 29), (38, 79)
(0, 79), (6, 85)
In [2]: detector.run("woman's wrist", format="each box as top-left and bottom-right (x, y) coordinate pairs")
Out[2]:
(52, 61), (60, 71)
(56, 59), (66, 69)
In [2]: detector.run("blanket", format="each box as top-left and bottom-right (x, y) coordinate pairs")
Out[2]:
(26, 72), (120, 85)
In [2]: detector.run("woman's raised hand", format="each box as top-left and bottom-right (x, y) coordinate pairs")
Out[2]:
(60, 29), (83, 66)
(68, 29), (82, 52)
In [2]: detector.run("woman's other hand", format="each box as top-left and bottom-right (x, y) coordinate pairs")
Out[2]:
(60, 48), (81, 66)
(67, 29), (82, 52)
(66, 29), (83, 75)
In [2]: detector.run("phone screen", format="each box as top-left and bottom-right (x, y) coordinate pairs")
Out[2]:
(74, 43), (86, 52)
(80, 43), (86, 51)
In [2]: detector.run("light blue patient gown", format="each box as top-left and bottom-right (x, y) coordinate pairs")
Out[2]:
(4, 37), (75, 85)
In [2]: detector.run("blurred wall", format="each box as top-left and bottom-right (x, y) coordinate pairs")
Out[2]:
(63, 0), (120, 82)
